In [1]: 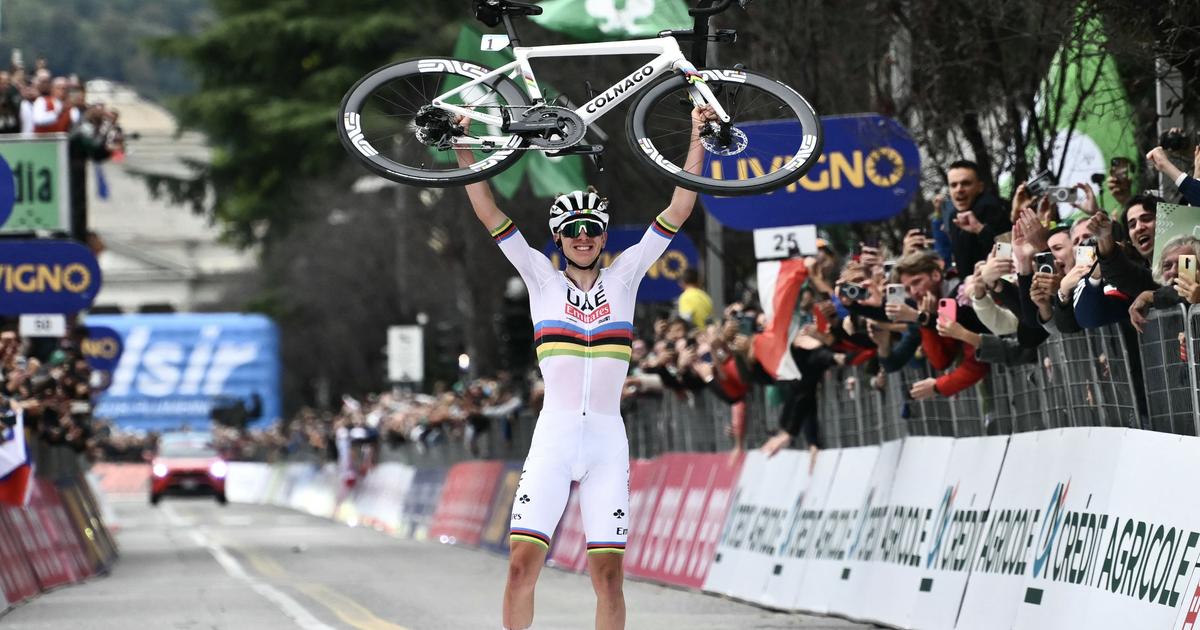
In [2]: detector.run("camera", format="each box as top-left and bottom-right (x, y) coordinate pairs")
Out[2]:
(1025, 169), (1076, 203)
(1159, 129), (1197, 153)
(839, 282), (867, 302)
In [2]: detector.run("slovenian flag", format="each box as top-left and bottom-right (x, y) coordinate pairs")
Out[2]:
(0, 410), (34, 507)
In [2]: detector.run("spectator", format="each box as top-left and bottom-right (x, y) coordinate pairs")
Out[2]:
(0, 72), (20, 133)
(1146, 142), (1200, 207)
(945, 160), (1012, 275)
(32, 76), (72, 134)
(18, 81), (40, 135)
(677, 268), (713, 329)
(1091, 195), (1161, 299)
(889, 250), (991, 399)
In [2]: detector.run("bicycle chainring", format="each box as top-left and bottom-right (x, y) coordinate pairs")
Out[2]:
(522, 106), (588, 151)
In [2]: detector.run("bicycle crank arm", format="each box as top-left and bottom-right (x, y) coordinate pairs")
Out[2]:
(546, 144), (604, 157)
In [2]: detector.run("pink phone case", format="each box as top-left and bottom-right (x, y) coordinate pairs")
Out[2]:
(938, 298), (958, 323)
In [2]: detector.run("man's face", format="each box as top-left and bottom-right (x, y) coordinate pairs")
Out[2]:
(900, 270), (941, 301)
(665, 321), (688, 341)
(1048, 232), (1074, 273)
(1127, 205), (1156, 258)
(1070, 222), (1096, 247)
(1161, 246), (1195, 282)
(948, 167), (984, 212)
(559, 226), (606, 269)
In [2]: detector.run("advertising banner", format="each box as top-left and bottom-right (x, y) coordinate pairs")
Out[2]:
(702, 451), (768, 596)
(479, 461), (522, 554)
(1013, 429), (1195, 630)
(354, 463), (415, 535)
(910, 436), (1011, 630)
(226, 462), (273, 505)
(699, 114), (921, 231)
(854, 437), (957, 627)
(956, 429), (1116, 630)
(727, 450), (811, 605)
(791, 445), (881, 613)
(541, 227), (700, 303)
(827, 439), (905, 618)
(429, 461), (504, 546)
(762, 449), (840, 608)
(0, 136), (69, 233)
(81, 325), (123, 373)
(399, 467), (448, 541)
(87, 313), (282, 431)
(624, 459), (669, 569)
(644, 453), (739, 588)
(631, 454), (706, 581)
(0, 508), (38, 604)
(0, 240), (102, 315)
(682, 452), (743, 589)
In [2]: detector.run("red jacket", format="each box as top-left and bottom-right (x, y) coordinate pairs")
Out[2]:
(918, 326), (989, 396)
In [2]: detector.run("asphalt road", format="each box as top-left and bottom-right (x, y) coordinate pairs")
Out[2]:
(2, 496), (875, 630)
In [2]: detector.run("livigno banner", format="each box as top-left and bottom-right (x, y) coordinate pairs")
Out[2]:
(0, 240), (102, 314)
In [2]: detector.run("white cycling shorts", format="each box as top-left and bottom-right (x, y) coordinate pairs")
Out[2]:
(509, 411), (629, 556)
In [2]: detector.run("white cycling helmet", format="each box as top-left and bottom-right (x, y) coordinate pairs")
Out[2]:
(547, 189), (610, 234)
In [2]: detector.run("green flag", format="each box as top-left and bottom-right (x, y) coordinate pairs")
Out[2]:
(1036, 11), (1137, 218)
(447, 24), (586, 199)
(531, 0), (691, 41)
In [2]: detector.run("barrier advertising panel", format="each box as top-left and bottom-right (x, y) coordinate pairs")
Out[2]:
(624, 459), (669, 571)
(355, 463), (415, 535)
(682, 453), (743, 589)
(702, 450), (768, 597)
(910, 435), (1010, 630)
(762, 448), (840, 608)
(1015, 429), (1197, 630)
(956, 429), (1115, 630)
(791, 445), (881, 613)
(429, 461), (504, 546)
(400, 467), (448, 541)
(827, 439), (905, 618)
(854, 437), (956, 627)
(479, 461), (522, 554)
(644, 453), (740, 589)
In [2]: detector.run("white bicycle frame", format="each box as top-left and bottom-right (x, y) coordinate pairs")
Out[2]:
(429, 36), (730, 149)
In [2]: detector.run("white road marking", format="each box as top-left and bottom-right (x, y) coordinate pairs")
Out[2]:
(161, 504), (337, 630)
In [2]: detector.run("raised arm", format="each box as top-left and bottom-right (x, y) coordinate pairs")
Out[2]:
(455, 139), (509, 232)
(660, 105), (718, 228)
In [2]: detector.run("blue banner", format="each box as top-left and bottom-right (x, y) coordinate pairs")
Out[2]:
(85, 313), (281, 432)
(0, 155), (13, 226)
(81, 325), (123, 373)
(699, 114), (921, 231)
(0, 240), (102, 314)
(541, 226), (700, 303)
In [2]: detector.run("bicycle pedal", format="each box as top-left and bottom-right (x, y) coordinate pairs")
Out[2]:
(548, 144), (604, 157)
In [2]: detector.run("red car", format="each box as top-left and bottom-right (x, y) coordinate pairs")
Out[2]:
(149, 432), (228, 505)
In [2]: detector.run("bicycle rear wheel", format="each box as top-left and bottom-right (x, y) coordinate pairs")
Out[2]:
(626, 68), (822, 196)
(338, 57), (531, 187)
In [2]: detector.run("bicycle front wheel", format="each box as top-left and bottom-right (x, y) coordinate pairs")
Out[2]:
(626, 68), (823, 196)
(338, 57), (531, 187)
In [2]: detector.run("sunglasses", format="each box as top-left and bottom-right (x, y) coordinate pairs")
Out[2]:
(560, 220), (606, 238)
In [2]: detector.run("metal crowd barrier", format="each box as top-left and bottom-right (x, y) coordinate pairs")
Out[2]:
(363, 305), (1200, 465)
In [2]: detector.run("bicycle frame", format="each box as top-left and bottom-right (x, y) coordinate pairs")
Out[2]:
(430, 36), (731, 148)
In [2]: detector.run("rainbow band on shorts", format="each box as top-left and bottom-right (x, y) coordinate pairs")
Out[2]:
(586, 541), (626, 555)
(510, 527), (551, 550)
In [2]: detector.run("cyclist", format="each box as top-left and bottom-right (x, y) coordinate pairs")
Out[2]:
(456, 105), (716, 630)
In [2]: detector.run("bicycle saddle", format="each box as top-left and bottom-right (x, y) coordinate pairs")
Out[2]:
(474, 0), (543, 27)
